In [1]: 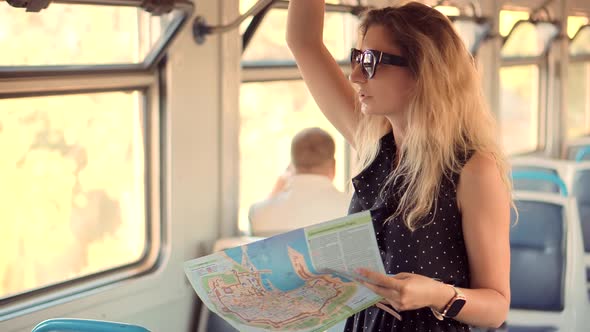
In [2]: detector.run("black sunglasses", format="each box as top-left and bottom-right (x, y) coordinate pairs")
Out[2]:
(350, 48), (408, 79)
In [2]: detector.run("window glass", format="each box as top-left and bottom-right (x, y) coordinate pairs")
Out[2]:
(499, 10), (529, 37)
(242, 9), (357, 64)
(502, 21), (559, 58)
(566, 62), (590, 138)
(435, 6), (460, 16)
(0, 91), (146, 299)
(0, 4), (178, 66)
(499, 65), (540, 154)
(570, 26), (590, 56)
(239, 81), (347, 234)
(567, 16), (588, 39)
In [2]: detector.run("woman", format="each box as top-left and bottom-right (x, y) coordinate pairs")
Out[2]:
(286, 1), (512, 331)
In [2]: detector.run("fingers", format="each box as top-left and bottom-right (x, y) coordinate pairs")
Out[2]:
(361, 280), (390, 297)
(357, 268), (403, 291)
(392, 272), (412, 280)
(375, 303), (403, 321)
(377, 299), (402, 312)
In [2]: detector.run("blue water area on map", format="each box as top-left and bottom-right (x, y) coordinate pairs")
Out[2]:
(223, 229), (318, 292)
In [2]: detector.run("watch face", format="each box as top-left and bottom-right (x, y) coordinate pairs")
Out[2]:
(445, 299), (466, 318)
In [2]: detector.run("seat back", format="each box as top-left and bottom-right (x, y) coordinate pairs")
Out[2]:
(572, 168), (590, 251)
(565, 137), (590, 161)
(32, 318), (150, 332)
(510, 158), (569, 195)
(197, 308), (238, 332)
(510, 199), (565, 311)
(574, 146), (590, 162)
(570, 165), (590, 281)
(511, 168), (568, 196)
(507, 192), (589, 331)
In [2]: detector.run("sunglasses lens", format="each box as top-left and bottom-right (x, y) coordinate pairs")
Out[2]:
(351, 50), (361, 67)
(350, 49), (376, 79)
(362, 52), (375, 79)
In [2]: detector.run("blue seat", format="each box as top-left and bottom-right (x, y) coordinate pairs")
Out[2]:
(504, 192), (590, 330)
(571, 168), (590, 279)
(574, 146), (590, 162)
(572, 169), (590, 288)
(567, 144), (590, 161)
(32, 318), (150, 332)
(509, 200), (565, 311)
(511, 168), (568, 196)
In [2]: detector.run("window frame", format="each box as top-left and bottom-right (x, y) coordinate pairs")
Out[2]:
(0, 68), (164, 317)
(499, 17), (560, 155)
(567, 24), (590, 138)
(237, 3), (357, 235)
(0, 0), (192, 315)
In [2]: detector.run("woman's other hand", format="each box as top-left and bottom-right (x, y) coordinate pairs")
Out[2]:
(356, 269), (454, 312)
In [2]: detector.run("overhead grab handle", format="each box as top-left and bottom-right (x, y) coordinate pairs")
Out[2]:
(447, 16), (491, 55)
(6, 0), (51, 11)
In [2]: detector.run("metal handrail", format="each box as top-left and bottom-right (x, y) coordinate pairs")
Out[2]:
(193, 0), (366, 45)
(5, 0), (194, 15)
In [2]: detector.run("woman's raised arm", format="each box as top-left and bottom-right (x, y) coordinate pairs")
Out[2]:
(286, 0), (359, 145)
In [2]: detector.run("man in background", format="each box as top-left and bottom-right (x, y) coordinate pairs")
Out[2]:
(248, 127), (350, 236)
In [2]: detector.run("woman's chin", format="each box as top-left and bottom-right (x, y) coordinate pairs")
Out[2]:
(360, 104), (373, 115)
(361, 104), (381, 116)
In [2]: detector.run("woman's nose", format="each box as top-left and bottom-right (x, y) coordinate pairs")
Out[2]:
(349, 63), (367, 84)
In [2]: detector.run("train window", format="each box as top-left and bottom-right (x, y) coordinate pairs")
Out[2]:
(0, 3), (179, 66)
(434, 5), (460, 16)
(0, 91), (147, 300)
(0, 0), (186, 308)
(570, 25), (590, 56)
(238, 2), (357, 234)
(567, 20), (590, 138)
(242, 9), (357, 64)
(499, 65), (540, 154)
(499, 10), (529, 37)
(498, 10), (548, 155)
(502, 21), (559, 58)
(238, 81), (347, 233)
(567, 16), (588, 39)
(566, 62), (590, 138)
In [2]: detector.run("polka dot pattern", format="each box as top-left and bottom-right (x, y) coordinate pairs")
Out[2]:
(344, 132), (471, 332)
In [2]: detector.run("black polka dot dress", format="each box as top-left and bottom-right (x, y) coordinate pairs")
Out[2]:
(344, 132), (472, 332)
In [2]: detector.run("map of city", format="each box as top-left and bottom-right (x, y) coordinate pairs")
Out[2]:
(185, 212), (384, 332)
(202, 229), (358, 331)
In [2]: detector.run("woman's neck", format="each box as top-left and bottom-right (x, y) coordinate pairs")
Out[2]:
(387, 118), (407, 150)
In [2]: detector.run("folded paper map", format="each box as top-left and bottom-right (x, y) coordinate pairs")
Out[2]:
(184, 211), (385, 332)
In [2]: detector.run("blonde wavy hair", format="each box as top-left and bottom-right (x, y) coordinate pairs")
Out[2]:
(353, 2), (513, 231)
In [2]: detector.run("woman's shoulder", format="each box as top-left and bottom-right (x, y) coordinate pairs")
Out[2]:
(461, 151), (499, 179)
(457, 151), (508, 209)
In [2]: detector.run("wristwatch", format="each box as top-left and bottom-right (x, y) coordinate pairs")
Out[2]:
(431, 284), (466, 320)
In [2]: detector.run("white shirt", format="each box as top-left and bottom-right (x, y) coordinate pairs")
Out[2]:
(248, 174), (351, 236)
